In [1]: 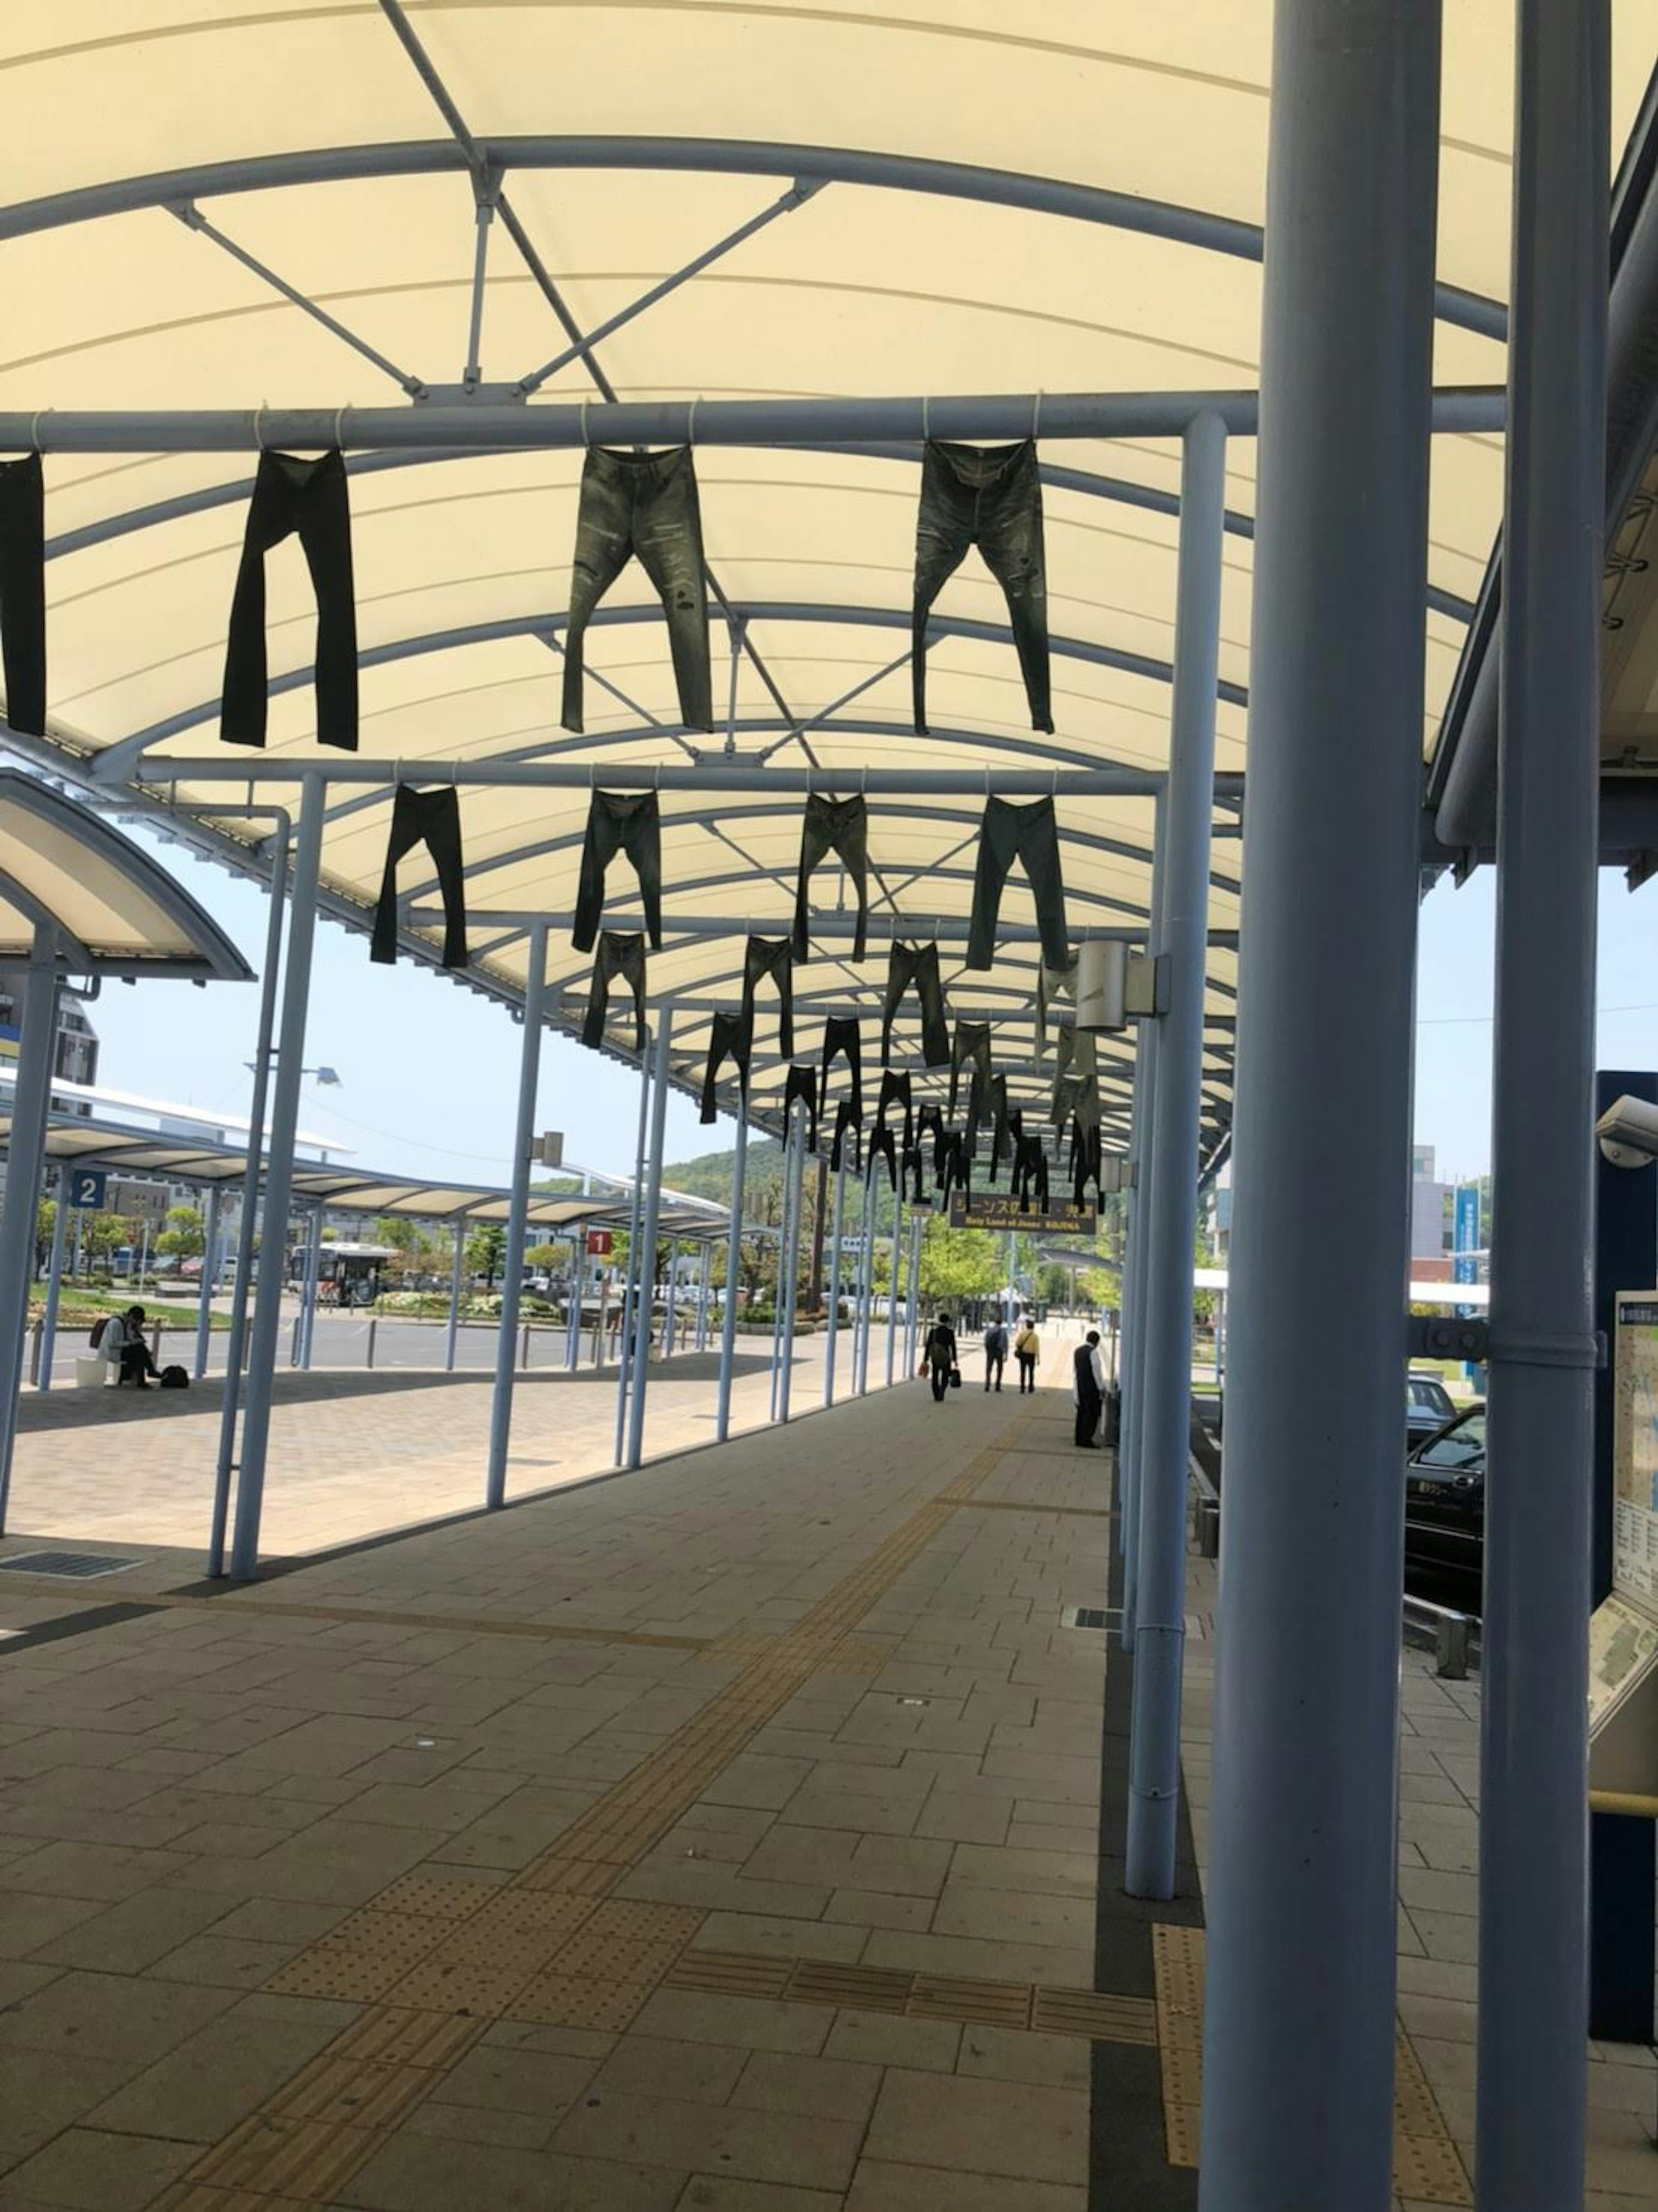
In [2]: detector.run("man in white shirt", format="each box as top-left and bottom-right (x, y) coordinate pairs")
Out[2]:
(101, 1306), (158, 1390)
(1072, 1328), (1105, 1448)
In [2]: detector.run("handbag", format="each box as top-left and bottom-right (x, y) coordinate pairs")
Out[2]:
(949, 1366), (962, 1388)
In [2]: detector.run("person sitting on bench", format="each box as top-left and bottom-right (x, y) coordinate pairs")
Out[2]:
(102, 1306), (159, 1390)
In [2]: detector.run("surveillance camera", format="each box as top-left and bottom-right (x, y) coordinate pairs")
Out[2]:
(1596, 1093), (1658, 1168)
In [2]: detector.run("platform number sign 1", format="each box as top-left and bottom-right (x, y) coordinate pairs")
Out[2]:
(67, 1167), (107, 1211)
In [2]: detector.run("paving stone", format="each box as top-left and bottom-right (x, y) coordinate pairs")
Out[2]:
(0, 2047), (139, 2165)
(630, 1991), (831, 2057)
(0, 2125), (199, 2208)
(554, 2090), (864, 2191)
(25, 1886), (234, 1974)
(729, 2050), (881, 2124)
(844, 2155), (1086, 2209)
(861, 2069), (1090, 2186)
(340, 2133), (685, 2210)
(85, 1991), (354, 2141)
(0, 1968), (237, 2068)
(823, 2009), (960, 2073)
(956, 2022), (1091, 2088)
(430, 2044), (601, 2118)
(672, 2179), (845, 2210)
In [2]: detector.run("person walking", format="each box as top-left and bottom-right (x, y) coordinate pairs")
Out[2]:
(920, 1312), (958, 1403)
(982, 1314), (1008, 1392)
(1013, 1309), (1041, 1393)
(1073, 1327), (1104, 1448)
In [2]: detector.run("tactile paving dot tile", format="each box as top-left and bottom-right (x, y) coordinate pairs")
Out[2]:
(384, 1949), (544, 2016)
(189, 2113), (387, 2198)
(549, 1925), (690, 1984)
(1392, 2131), (1473, 2206)
(1032, 1986), (1158, 2046)
(1151, 1924), (1206, 2019)
(1159, 2039), (1204, 2110)
(371, 1874), (501, 1924)
(266, 1945), (424, 2006)
(505, 1971), (651, 2033)
(1164, 2099), (1202, 2168)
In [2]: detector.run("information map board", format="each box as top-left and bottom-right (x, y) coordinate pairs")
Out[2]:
(1589, 1296), (1658, 1797)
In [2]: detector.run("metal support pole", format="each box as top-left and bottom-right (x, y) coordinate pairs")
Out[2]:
(614, 1046), (652, 1460)
(662, 1239), (679, 1360)
(824, 1143), (847, 1406)
(209, 822), (290, 1577)
(695, 1241), (712, 1353)
(193, 1184), (222, 1380)
(905, 1210), (923, 1371)
(885, 1201), (904, 1385)
(1478, 7), (1608, 2205)
(1123, 782), (1168, 1636)
(1198, 8), (1441, 2206)
(715, 1114), (748, 1441)
(485, 921), (548, 1510)
(855, 1156), (877, 1395)
(299, 1209), (322, 1369)
(778, 1107), (806, 1423)
(0, 929), (57, 1526)
(445, 1217), (467, 1370)
(1126, 410), (1226, 1899)
(625, 1012), (674, 1471)
(37, 1166), (69, 1397)
(566, 1230), (586, 1369)
(230, 778), (326, 1580)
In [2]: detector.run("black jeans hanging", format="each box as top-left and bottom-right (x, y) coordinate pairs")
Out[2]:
(913, 438), (1051, 736)
(223, 450), (358, 751)
(1071, 1116), (1104, 1209)
(1036, 952), (1078, 1053)
(0, 454), (45, 738)
(562, 445), (712, 735)
(986, 1072), (1012, 1183)
(573, 790), (663, 953)
(820, 1017), (863, 1121)
(868, 1122), (898, 1193)
(741, 935), (794, 1059)
(938, 1128), (971, 1202)
(900, 1143), (927, 1204)
(371, 785), (468, 970)
(881, 941), (950, 1069)
(830, 1098), (862, 1173)
(966, 796), (1069, 971)
(1013, 1131), (1050, 1214)
(699, 1009), (751, 1124)
(582, 932), (648, 1053)
(783, 1062), (820, 1154)
(875, 1070), (913, 1154)
(793, 793), (870, 963)
(949, 1019), (993, 1150)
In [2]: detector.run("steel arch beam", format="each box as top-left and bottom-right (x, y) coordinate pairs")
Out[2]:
(92, 601), (1251, 780)
(0, 134), (1506, 341)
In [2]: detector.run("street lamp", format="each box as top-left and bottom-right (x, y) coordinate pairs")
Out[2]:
(244, 1060), (341, 1085)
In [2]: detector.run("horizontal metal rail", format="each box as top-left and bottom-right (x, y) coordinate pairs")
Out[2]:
(2, 387), (1503, 453)
(132, 761), (1187, 794)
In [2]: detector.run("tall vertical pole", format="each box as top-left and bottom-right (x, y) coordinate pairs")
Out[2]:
(778, 1106), (806, 1422)
(1126, 409), (1226, 1899)
(614, 1045), (652, 1460)
(1121, 789), (1166, 1642)
(1199, 8), (1441, 2206)
(209, 822), (289, 1577)
(1478, 6), (1607, 2205)
(855, 1156), (877, 1395)
(37, 1165), (69, 1396)
(486, 922), (548, 1511)
(715, 1113), (748, 1441)
(662, 1238), (679, 1359)
(905, 1209), (923, 1371)
(695, 1241), (712, 1352)
(566, 1229), (586, 1369)
(0, 929), (57, 1528)
(445, 1217), (467, 1370)
(885, 1199), (904, 1385)
(824, 1143), (847, 1405)
(193, 1183), (222, 1381)
(625, 1011), (674, 1471)
(231, 775), (328, 1581)
(299, 1209), (323, 1369)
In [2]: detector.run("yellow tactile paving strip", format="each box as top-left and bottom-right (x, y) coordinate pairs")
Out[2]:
(149, 1424), (1030, 2206)
(1152, 1924), (1473, 2206)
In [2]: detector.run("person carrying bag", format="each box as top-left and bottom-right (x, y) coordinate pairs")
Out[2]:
(919, 1312), (959, 1403)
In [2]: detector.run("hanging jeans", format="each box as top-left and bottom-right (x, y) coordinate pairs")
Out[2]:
(783, 1062), (820, 1154)
(912, 437), (1051, 736)
(875, 1070), (912, 1154)
(830, 1098), (862, 1173)
(371, 784), (467, 970)
(699, 1009), (751, 1123)
(0, 453), (45, 738)
(986, 1074), (1012, 1183)
(1071, 1116), (1104, 1209)
(820, 1016), (862, 1120)
(1013, 1132), (1050, 1215)
(793, 793), (870, 963)
(223, 449), (358, 751)
(967, 795), (1069, 971)
(949, 1020), (993, 1149)
(741, 935), (794, 1059)
(573, 790), (663, 952)
(582, 932), (647, 1053)
(1036, 954), (1079, 1053)
(1050, 1026), (1098, 1124)
(881, 941), (949, 1069)
(868, 1122), (898, 1192)
(562, 445), (712, 735)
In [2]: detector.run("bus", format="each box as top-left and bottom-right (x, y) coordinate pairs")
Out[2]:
(287, 1239), (393, 1308)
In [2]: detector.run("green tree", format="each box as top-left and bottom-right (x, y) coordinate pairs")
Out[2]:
(525, 1242), (563, 1270)
(918, 1223), (1001, 1304)
(466, 1222), (506, 1289)
(156, 1203), (206, 1260)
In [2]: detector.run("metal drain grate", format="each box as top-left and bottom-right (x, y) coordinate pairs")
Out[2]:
(1063, 1604), (1115, 1632)
(0, 1550), (142, 1580)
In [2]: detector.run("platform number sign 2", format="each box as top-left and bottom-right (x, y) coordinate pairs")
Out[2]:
(67, 1168), (107, 1211)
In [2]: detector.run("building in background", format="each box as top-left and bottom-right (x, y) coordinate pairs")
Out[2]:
(0, 986), (98, 1103)
(1411, 1143), (1450, 1273)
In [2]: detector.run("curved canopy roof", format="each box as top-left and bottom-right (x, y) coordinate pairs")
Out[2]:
(2, 7), (1655, 1148)
(0, 770), (249, 979)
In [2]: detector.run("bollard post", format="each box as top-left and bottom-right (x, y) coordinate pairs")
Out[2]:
(366, 1317), (377, 1370)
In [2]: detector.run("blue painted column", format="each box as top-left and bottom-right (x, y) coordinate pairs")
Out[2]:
(614, 1041), (653, 1461)
(1198, 4), (1441, 2203)
(37, 1166), (70, 1396)
(854, 1153), (877, 1395)
(884, 1198), (904, 1385)
(1125, 408), (1226, 1900)
(1478, 5), (1608, 2205)
(231, 776), (326, 1580)
(715, 1113), (748, 1441)
(1120, 788), (1166, 1647)
(192, 1183), (222, 1381)
(0, 929), (58, 1527)
(485, 921), (548, 1510)
(445, 1217), (467, 1371)
(625, 1012), (674, 1470)
(777, 1103), (806, 1421)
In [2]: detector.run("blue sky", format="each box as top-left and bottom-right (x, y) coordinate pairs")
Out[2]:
(80, 823), (1657, 1191)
